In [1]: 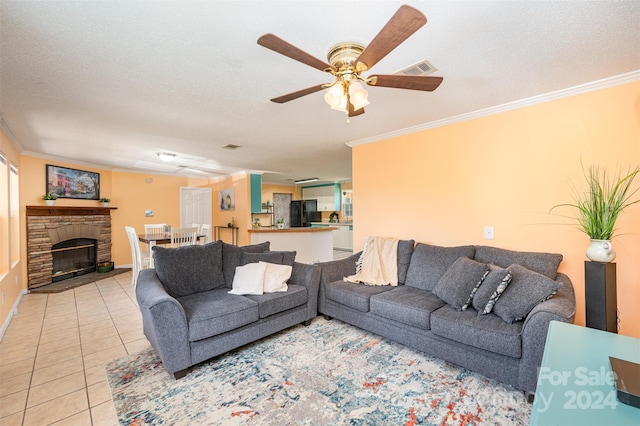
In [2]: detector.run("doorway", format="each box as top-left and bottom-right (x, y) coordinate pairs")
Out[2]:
(180, 187), (212, 228)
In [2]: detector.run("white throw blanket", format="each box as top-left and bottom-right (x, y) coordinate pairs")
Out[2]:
(345, 236), (399, 286)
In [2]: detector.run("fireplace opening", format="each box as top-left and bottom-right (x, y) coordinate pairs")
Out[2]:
(51, 238), (97, 283)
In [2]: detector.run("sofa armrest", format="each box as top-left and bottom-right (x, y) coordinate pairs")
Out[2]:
(519, 272), (576, 391)
(136, 269), (191, 375)
(316, 252), (361, 285)
(289, 262), (321, 320)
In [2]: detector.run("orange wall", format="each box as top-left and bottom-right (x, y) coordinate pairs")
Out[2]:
(353, 81), (640, 337)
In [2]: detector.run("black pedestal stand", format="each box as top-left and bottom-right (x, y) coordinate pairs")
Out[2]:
(584, 261), (617, 333)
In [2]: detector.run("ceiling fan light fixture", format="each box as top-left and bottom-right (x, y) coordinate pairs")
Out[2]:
(348, 81), (370, 110)
(324, 83), (347, 112)
(157, 152), (176, 162)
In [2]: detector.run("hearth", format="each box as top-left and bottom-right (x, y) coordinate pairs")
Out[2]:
(51, 237), (97, 282)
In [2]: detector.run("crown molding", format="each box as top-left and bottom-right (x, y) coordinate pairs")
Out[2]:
(346, 71), (640, 148)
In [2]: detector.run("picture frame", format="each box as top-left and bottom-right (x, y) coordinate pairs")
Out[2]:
(46, 164), (100, 200)
(219, 188), (234, 210)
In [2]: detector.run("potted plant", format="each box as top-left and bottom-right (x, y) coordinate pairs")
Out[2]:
(99, 197), (110, 207)
(42, 193), (58, 206)
(551, 164), (639, 262)
(275, 218), (285, 229)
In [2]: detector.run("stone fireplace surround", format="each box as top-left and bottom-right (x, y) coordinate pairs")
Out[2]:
(26, 206), (116, 290)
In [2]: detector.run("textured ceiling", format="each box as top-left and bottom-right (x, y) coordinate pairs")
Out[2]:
(1, 1), (639, 185)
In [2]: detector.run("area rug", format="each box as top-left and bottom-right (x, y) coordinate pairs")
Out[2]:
(106, 317), (531, 425)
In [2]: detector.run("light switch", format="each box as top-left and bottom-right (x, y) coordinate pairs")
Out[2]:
(484, 226), (495, 240)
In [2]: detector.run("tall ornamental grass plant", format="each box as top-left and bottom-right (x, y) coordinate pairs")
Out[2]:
(552, 165), (640, 240)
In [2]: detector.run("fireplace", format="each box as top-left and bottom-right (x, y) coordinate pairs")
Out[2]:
(51, 238), (97, 282)
(26, 206), (116, 290)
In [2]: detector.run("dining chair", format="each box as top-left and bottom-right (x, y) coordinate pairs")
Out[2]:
(144, 223), (166, 236)
(125, 226), (149, 288)
(170, 227), (198, 247)
(191, 223), (203, 234)
(200, 224), (212, 244)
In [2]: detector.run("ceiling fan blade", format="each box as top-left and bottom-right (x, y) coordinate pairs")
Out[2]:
(355, 5), (427, 72)
(367, 74), (443, 91)
(271, 84), (326, 103)
(258, 33), (334, 72)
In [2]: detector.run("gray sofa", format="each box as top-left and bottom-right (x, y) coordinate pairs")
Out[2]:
(317, 242), (576, 393)
(136, 240), (320, 378)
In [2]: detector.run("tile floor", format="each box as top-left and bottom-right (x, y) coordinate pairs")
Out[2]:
(0, 271), (148, 425)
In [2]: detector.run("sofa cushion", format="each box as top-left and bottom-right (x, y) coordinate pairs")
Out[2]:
(240, 250), (296, 267)
(473, 246), (562, 279)
(370, 286), (446, 330)
(222, 241), (270, 287)
(432, 257), (490, 311)
(472, 266), (512, 314)
(228, 262), (267, 295)
(397, 239), (415, 284)
(246, 284), (307, 318)
(493, 264), (563, 323)
(153, 241), (225, 298)
(431, 304), (524, 358)
(324, 280), (394, 312)
(177, 288), (259, 341)
(404, 244), (476, 291)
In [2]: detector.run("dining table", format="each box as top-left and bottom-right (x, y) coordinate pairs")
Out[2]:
(138, 233), (206, 268)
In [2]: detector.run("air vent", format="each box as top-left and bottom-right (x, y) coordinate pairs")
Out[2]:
(222, 144), (241, 150)
(396, 60), (437, 76)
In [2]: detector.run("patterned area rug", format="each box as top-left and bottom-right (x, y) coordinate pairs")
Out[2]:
(106, 318), (531, 425)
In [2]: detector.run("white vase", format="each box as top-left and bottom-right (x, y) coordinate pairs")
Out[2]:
(586, 239), (616, 262)
(101, 202), (109, 207)
(44, 200), (55, 206)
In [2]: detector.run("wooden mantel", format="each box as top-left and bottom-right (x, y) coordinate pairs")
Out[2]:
(26, 205), (118, 216)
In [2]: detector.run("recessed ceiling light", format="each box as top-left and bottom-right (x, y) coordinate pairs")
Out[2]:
(157, 152), (176, 162)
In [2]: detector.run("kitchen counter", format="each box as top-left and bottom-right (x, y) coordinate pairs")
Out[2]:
(248, 227), (337, 233)
(248, 226), (336, 264)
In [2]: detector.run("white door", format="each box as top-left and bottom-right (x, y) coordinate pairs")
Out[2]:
(180, 187), (212, 228)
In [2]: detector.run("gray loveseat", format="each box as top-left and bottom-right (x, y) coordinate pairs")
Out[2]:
(136, 240), (320, 378)
(317, 242), (576, 393)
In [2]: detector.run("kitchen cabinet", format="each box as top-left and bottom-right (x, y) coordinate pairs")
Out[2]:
(302, 184), (341, 212)
(313, 222), (352, 250)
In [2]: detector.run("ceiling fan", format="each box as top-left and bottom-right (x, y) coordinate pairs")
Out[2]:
(257, 4), (443, 118)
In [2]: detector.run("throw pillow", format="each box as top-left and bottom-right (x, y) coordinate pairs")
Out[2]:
(481, 270), (512, 314)
(473, 246), (563, 279)
(432, 257), (490, 311)
(404, 243), (476, 291)
(241, 251), (284, 265)
(228, 262), (267, 295)
(262, 261), (292, 293)
(153, 241), (225, 298)
(397, 239), (415, 284)
(493, 264), (563, 323)
(472, 265), (511, 314)
(221, 241), (270, 287)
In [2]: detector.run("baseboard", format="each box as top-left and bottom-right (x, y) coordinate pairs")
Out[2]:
(0, 289), (28, 342)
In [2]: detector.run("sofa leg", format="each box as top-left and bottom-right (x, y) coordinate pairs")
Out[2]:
(323, 315), (333, 321)
(303, 319), (312, 326)
(525, 391), (535, 403)
(173, 369), (189, 380)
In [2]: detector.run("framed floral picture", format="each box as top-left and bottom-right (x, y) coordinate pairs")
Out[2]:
(219, 188), (234, 210)
(46, 164), (100, 199)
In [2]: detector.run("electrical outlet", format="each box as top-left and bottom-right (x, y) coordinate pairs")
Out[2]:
(484, 226), (495, 240)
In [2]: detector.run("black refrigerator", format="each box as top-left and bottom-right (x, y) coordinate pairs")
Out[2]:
(290, 200), (320, 227)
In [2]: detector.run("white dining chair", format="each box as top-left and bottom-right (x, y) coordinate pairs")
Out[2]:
(200, 224), (212, 244)
(125, 226), (149, 288)
(170, 227), (198, 247)
(191, 223), (203, 234)
(144, 223), (166, 236)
